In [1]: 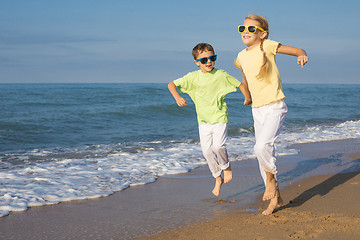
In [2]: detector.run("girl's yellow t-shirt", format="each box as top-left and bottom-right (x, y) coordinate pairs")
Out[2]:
(235, 39), (285, 108)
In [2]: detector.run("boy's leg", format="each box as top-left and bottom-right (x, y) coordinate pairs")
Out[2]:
(199, 123), (222, 178)
(212, 123), (232, 183)
(223, 166), (232, 183)
(212, 176), (224, 196)
(199, 123), (230, 196)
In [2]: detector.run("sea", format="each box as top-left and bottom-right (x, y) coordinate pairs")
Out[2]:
(0, 83), (359, 217)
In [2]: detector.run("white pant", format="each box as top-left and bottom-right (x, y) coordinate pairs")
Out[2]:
(199, 123), (230, 178)
(252, 100), (287, 185)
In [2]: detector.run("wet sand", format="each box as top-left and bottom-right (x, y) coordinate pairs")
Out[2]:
(0, 138), (359, 240)
(137, 170), (360, 240)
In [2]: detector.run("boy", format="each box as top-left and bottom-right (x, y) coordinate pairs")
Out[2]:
(168, 43), (251, 196)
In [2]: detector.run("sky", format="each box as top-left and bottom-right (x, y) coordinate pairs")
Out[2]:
(1, 0), (359, 84)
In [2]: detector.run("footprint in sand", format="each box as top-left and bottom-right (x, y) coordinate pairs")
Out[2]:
(288, 230), (306, 238)
(289, 229), (321, 239)
(216, 199), (237, 204)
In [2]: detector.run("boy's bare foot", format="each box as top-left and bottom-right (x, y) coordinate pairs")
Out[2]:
(263, 176), (277, 201)
(224, 167), (233, 183)
(262, 189), (283, 216)
(212, 176), (224, 196)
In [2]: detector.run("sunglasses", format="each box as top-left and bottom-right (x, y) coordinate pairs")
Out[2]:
(238, 25), (265, 33)
(195, 54), (217, 64)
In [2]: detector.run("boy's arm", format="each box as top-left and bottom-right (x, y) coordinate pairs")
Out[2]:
(238, 72), (252, 105)
(277, 45), (309, 68)
(168, 81), (187, 107)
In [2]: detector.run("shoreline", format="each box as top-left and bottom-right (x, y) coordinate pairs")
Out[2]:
(137, 170), (360, 240)
(0, 138), (359, 239)
(136, 139), (360, 239)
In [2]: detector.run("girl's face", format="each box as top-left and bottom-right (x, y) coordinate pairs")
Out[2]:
(241, 18), (267, 49)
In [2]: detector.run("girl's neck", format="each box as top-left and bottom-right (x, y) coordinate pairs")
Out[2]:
(246, 40), (262, 51)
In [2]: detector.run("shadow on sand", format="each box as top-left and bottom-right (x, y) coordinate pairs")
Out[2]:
(279, 157), (360, 211)
(227, 153), (351, 200)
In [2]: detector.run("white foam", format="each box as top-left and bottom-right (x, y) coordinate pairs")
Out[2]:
(0, 120), (359, 217)
(0, 141), (205, 217)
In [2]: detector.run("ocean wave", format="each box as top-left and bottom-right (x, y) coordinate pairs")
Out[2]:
(1, 119), (359, 217)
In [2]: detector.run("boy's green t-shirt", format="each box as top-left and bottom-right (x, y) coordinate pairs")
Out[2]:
(174, 68), (241, 125)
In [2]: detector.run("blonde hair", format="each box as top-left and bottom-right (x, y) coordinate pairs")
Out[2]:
(245, 14), (269, 79)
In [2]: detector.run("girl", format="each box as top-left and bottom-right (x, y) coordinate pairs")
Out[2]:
(235, 14), (309, 215)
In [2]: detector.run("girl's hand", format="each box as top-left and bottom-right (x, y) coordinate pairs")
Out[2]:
(176, 97), (187, 107)
(297, 55), (309, 68)
(277, 45), (309, 68)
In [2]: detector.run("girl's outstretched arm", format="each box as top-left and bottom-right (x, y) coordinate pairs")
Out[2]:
(277, 45), (309, 67)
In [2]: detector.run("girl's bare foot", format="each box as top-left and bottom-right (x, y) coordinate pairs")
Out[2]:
(212, 176), (224, 196)
(262, 189), (283, 216)
(223, 167), (233, 183)
(263, 173), (277, 201)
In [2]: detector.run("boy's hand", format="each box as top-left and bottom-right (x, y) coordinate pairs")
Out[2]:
(176, 97), (187, 107)
(297, 55), (309, 68)
(244, 99), (252, 105)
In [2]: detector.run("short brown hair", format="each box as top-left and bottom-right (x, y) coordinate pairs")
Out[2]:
(192, 43), (214, 59)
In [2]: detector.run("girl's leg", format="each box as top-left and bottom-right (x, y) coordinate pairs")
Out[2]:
(262, 173), (284, 215)
(262, 187), (284, 216)
(252, 100), (287, 204)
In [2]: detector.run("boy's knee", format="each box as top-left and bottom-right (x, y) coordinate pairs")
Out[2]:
(213, 139), (226, 150)
(201, 147), (213, 159)
(213, 145), (228, 160)
(212, 145), (221, 153)
(202, 145), (227, 159)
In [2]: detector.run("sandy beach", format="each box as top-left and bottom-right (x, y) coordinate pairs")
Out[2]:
(137, 170), (360, 240)
(0, 138), (359, 240)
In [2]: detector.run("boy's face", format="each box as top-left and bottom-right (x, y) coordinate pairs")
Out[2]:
(194, 50), (215, 73)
